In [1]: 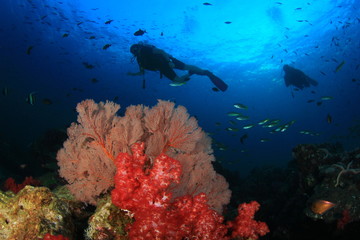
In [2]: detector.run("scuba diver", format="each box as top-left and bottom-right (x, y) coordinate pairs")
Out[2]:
(128, 42), (228, 91)
(283, 64), (318, 90)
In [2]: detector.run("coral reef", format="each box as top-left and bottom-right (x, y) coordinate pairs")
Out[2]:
(57, 99), (230, 212)
(293, 144), (360, 225)
(3, 176), (41, 193)
(227, 143), (360, 240)
(110, 142), (268, 240)
(57, 100), (120, 204)
(0, 186), (74, 240)
(0, 99), (274, 239)
(227, 201), (270, 240)
(42, 233), (69, 240)
(85, 196), (133, 240)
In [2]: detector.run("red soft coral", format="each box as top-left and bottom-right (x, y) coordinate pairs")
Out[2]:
(171, 193), (229, 240)
(227, 201), (270, 240)
(111, 142), (181, 213)
(4, 176), (40, 194)
(112, 142), (230, 239)
(111, 142), (182, 239)
(41, 233), (69, 240)
(126, 193), (229, 240)
(111, 142), (271, 239)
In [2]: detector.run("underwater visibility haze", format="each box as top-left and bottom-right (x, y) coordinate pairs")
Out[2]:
(0, 0), (360, 239)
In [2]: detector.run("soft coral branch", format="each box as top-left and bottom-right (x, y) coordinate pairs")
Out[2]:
(111, 142), (269, 240)
(4, 176), (40, 194)
(227, 201), (270, 240)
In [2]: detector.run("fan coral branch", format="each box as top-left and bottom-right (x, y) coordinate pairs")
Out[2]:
(57, 99), (231, 211)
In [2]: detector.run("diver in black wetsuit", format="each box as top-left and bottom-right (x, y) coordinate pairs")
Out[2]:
(128, 43), (228, 91)
(283, 64), (318, 90)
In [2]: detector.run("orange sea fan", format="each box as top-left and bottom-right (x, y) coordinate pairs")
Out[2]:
(57, 100), (123, 204)
(170, 152), (231, 212)
(164, 105), (204, 151)
(144, 100), (204, 155)
(57, 99), (231, 211)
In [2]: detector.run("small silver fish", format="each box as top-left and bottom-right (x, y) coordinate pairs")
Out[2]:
(233, 103), (248, 109)
(226, 127), (239, 132)
(227, 112), (241, 117)
(169, 82), (186, 87)
(26, 92), (37, 105)
(321, 96), (333, 100)
(258, 119), (270, 125)
(236, 115), (249, 121)
(243, 124), (255, 129)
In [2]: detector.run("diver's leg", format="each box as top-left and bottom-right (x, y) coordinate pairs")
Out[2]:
(160, 60), (190, 83)
(173, 73), (190, 83)
(184, 65), (228, 91)
(170, 57), (208, 76)
(171, 59), (227, 90)
(184, 65), (209, 75)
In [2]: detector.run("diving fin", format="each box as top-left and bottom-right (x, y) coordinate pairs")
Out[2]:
(208, 73), (228, 92)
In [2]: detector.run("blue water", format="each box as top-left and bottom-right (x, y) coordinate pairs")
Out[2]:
(0, 0), (359, 177)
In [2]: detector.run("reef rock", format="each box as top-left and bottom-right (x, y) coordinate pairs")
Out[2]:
(0, 186), (74, 240)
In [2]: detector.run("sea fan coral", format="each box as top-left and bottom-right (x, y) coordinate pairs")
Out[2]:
(57, 99), (230, 211)
(143, 101), (204, 154)
(57, 100), (121, 204)
(142, 100), (231, 212)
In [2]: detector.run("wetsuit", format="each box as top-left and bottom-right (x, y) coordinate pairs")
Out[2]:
(136, 45), (186, 81)
(283, 65), (318, 89)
